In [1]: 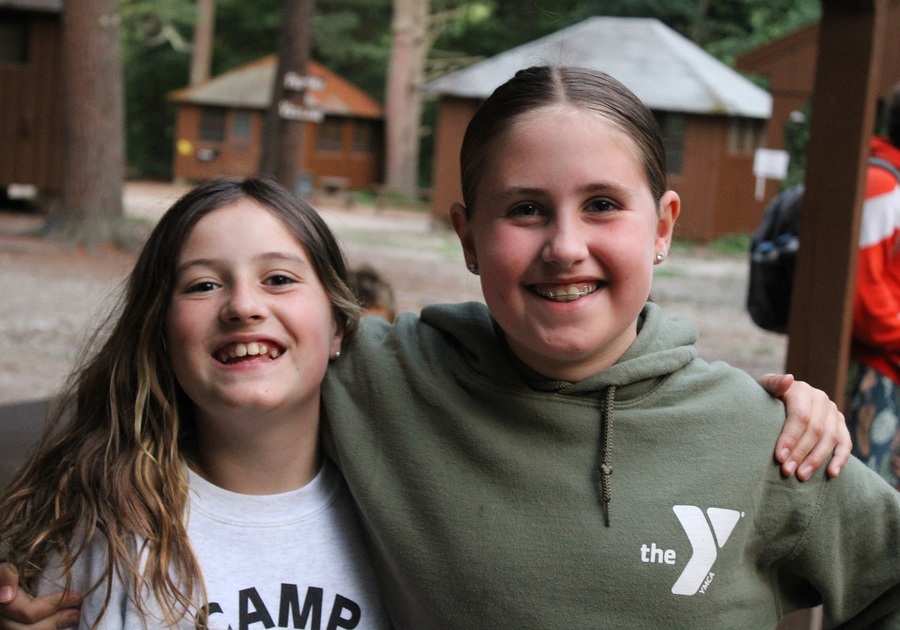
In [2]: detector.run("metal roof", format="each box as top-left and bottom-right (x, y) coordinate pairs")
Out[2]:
(424, 17), (771, 119)
(0, 0), (63, 12)
(170, 56), (383, 119)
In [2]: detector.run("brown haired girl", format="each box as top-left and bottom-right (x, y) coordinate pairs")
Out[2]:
(0, 177), (389, 628)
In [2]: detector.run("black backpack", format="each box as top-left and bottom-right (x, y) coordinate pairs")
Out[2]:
(746, 157), (900, 334)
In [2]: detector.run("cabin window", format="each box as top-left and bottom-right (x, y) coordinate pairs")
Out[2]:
(199, 107), (227, 143)
(656, 112), (686, 175)
(352, 121), (375, 154)
(0, 13), (28, 63)
(231, 110), (252, 142)
(727, 118), (763, 155)
(316, 119), (344, 153)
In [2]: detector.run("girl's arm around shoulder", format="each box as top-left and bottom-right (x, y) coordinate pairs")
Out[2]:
(0, 538), (132, 630)
(758, 374), (851, 480)
(670, 364), (850, 483)
(0, 563), (81, 629)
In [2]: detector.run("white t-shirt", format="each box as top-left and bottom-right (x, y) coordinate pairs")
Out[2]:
(48, 459), (390, 629)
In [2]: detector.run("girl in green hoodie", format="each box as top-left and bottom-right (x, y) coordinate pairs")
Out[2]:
(314, 66), (900, 627)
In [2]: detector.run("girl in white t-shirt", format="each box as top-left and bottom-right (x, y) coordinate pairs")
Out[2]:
(0, 178), (390, 629)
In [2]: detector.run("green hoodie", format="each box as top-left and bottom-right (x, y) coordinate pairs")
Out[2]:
(322, 301), (900, 629)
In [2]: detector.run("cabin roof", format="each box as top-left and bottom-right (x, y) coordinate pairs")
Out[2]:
(425, 16), (771, 119)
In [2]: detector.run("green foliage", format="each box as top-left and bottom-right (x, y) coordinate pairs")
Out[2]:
(433, 0), (571, 60)
(704, 0), (819, 63)
(120, 0), (196, 45)
(120, 0), (195, 178)
(708, 232), (751, 256)
(122, 51), (184, 179)
(670, 233), (750, 259)
(313, 0), (393, 99)
(783, 105), (811, 189)
(418, 98), (438, 188)
(213, 0), (281, 73)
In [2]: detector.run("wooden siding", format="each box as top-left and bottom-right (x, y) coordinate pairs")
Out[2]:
(172, 104), (383, 190)
(305, 117), (383, 190)
(0, 8), (62, 192)
(714, 154), (766, 238)
(883, 1), (900, 94)
(429, 96), (479, 223)
(670, 116), (721, 241)
(172, 105), (263, 181)
(735, 25), (818, 154)
(675, 115), (767, 241)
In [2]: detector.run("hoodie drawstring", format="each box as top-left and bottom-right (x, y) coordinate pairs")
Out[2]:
(599, 386), (615, 527)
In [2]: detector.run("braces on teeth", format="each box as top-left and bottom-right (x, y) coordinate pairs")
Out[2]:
(537, 285), (595, 301)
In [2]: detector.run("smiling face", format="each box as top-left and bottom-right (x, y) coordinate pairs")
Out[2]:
(452, 105), (679, 382)
(166, 199), (342, 429)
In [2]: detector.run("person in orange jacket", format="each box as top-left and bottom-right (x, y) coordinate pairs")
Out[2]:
(845, 82), (900, 489)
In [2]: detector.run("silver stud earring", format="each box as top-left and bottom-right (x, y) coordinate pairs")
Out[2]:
(655, 252), (665, 263)
(467, 262), (479, 274)
(333, 350), (341, 359)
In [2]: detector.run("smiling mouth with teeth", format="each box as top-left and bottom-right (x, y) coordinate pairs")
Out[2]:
(532, 284), (599, 303)
(215, 341), (283, 365)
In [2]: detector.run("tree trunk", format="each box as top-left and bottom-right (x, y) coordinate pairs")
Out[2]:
(689, 0), (710, 45)
(49, 0), (125, 248)
(258, 0), (314, 193)
(384, 0), (429, 200)
(190, 0), (216, 85)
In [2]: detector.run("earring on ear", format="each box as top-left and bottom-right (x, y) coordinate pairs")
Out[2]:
(655, 252), (665, 263)
(467, 262), (479, 275)
(333, 350), (341, 360)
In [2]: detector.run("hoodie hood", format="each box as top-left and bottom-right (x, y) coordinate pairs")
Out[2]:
(420, 300), (699, 526)
(420, 300), (698, 395)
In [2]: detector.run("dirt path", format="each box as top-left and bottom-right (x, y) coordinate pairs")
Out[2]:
(0, 182), (786, 406)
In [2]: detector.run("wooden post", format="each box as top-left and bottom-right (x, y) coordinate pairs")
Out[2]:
(258, 0), (315, 190)
(189, 0), (215, 86)
(784, 0), (886, 407)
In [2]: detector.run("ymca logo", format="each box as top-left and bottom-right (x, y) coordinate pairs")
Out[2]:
(640, 505), (743, 596)
(671, 505), (742, 595)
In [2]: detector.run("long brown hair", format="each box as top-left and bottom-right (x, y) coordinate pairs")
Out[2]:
(0, 177), (360, 626)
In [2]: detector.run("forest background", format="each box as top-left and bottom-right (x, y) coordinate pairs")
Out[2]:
(124, 0), (821, 187)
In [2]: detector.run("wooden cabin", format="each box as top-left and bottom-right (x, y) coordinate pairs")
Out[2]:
(424, 17), (773, 242)
(0, 0), (63, 198)
(170, 56), (384, 193)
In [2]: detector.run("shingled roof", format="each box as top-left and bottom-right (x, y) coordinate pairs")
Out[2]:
(170, 55), (383, 119)
(0, 0), (62, 11)
(425, 16), (771, 119)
